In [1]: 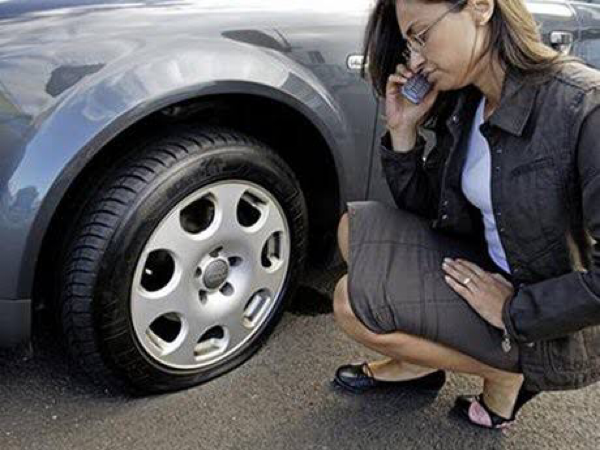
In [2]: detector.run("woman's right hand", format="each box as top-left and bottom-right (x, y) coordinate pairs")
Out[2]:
(385, 63), (439, 134)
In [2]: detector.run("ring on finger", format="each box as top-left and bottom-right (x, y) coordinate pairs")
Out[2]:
(456, 259), (486, 276)
(453, 262), (482, 281)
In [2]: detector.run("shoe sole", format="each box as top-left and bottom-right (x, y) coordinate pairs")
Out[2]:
(332, 377), (367, 394)
(332, 375), (444, 395)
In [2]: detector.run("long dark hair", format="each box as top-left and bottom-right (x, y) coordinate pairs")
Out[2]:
(361, 0), (584, 125)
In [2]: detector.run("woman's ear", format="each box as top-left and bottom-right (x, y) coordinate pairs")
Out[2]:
(467, 0), (495, 26)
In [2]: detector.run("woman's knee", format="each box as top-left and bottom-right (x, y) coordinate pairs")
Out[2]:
(333, 274), (366, 331)
(333, 274), (350, 319)
(333, 275), (393, 342)
(337, 212), (349, 263)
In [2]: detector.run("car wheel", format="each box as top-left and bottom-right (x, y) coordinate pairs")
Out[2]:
(59, 126), (308, 393)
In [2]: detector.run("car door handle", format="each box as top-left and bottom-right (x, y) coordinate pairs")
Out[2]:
(347, 54), (367, 70)
(550, 31), (574, 55)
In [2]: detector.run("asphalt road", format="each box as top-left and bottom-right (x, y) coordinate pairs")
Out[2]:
(1, 265), (598, 450)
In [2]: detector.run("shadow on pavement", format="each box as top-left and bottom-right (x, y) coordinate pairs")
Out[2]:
(288, 285), (334, 316)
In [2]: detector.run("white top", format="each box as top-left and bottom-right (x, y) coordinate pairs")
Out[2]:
(460, 96), (511, 273)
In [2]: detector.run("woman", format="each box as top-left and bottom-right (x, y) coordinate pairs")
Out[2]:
(332, 0), (600, 429)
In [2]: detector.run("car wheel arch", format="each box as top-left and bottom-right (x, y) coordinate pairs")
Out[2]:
(29, 89), (346, 312)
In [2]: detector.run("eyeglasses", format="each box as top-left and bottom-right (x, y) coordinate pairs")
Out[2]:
(401, 0), (466, 62)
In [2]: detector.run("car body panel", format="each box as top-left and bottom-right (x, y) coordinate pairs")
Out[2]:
(570, 0), (600, 68)
(0, 0), (599, 346)
(0, 0), (377, 306)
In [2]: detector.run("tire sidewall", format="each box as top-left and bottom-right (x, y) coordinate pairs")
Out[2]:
(94, 143), (307, 392)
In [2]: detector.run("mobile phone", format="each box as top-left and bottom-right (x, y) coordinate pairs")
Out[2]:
(401, 72), (432, 105)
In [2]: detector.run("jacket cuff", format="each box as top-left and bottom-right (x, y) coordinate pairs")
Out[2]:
(379, 130), (427, 163)
(502, 292), (528, 343)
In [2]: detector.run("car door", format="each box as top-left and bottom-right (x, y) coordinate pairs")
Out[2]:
(569, 0), (600, 68)
(365, 0), (581, 206)
(262, 0), (379, 205)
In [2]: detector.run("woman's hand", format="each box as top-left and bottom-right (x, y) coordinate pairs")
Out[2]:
(441, 258), (514, 330)
(385, 63), (439, 133)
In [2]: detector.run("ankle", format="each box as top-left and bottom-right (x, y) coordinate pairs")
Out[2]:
(483, 369), (523, 387)
(482, 375), (524, 419)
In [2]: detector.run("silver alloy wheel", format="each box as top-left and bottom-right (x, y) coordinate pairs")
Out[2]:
(131, 180), (291, 370)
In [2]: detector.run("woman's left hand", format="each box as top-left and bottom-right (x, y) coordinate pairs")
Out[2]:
(442, 258), (514, 330)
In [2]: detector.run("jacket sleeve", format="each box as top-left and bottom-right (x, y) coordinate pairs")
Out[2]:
(502, 92), (600, 343)
(379, 129), (446, 219)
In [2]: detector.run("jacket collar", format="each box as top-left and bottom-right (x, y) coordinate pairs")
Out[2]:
(448, 65), (538, 136)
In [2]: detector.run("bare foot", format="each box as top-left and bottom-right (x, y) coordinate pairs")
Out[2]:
(363, 358), (437, 382)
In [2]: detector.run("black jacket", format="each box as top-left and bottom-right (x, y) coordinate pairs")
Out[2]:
(379, 61), (600, 391)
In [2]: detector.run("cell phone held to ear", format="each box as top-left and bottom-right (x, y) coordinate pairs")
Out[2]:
(401, 72), (432, 105)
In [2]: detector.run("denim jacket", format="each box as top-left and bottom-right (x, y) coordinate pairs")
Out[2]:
(379, 61), (600, 391)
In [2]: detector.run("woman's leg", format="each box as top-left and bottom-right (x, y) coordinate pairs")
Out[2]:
(337, 212), (414, 379)
(336, 212), (523, 418)
(333, 273), (523, 418)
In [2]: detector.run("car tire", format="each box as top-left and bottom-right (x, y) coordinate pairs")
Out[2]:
(59, 125), (308, 393)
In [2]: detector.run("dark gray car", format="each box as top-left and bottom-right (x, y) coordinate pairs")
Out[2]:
(1, 0), (598, 392)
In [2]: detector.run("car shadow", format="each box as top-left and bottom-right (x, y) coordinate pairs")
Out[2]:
(288, 285), (334, 317)
(0, 314), (130, 398)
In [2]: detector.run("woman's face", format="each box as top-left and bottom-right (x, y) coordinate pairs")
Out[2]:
(395, 0), (492, 91)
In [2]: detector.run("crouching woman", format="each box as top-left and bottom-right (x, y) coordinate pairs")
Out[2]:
(333, 0), (600, 429)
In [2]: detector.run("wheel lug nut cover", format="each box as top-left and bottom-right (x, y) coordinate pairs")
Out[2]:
(202, 259), (229, 289)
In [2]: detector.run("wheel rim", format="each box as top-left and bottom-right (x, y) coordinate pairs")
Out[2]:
(130, 180), (291, 370)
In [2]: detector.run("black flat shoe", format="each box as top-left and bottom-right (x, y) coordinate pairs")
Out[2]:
(454, 387), (539, 430)
(333, 362), (446, 394)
